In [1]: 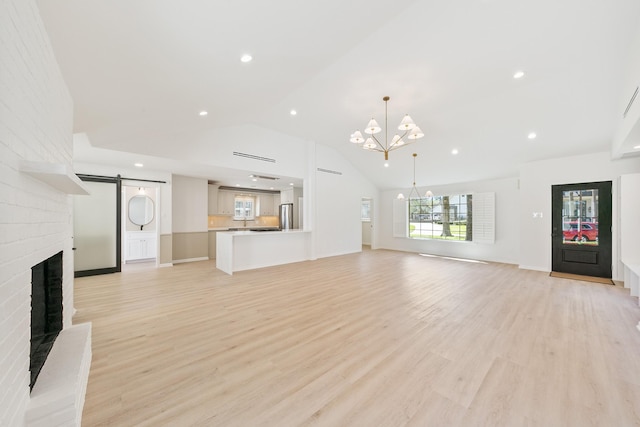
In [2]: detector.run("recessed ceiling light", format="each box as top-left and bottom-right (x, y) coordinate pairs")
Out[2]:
(513, 70), (525, 79)
(251, 178), (257, 182)
(199, 111), (208, 116)
(289, 183), (294, 186)
(451, 149), (459, 155)
(270, 187), (274, 190)
(134, 163), (143, 167)
(290, 109), (297, 116)
(240, 54), (252, 63)
(235, 184), (240, 187)
(634, 145), (640, 149)
(528, 132), (537, 140)
(384, 162), (389, 168)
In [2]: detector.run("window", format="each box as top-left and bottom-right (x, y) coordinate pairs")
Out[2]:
(361, 199), (371, 221)
(233, 195), (255, 220)
(408, 194), (472, 241)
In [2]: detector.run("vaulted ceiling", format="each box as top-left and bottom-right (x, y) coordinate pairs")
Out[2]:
(37, 0), (640, 190)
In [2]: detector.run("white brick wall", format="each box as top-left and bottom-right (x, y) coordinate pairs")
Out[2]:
(1, 0), (75, 425)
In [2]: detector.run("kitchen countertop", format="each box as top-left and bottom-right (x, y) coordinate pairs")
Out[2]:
(220, 229), (309, 235)
(208, 226), (280, 231)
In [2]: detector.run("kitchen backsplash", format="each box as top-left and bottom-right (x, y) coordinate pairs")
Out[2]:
(208, 215), (279, 229)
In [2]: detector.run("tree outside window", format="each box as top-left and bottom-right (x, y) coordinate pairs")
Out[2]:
(408, 193), (472, 241)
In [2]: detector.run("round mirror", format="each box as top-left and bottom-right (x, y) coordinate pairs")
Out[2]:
(128, 195), (154, 229)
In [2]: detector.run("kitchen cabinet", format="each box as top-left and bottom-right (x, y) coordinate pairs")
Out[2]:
(258, 194), (277, 216)
(208, 184), (219, 215)
(216, 190), (280, 216)
(217, 191), (235, 215)
(126, 231), (156, 261)
(272, 195), (280, 215)
(280, 188), (293, 204)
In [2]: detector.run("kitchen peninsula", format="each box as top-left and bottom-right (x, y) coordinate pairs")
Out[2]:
(216, 229), (311, 275)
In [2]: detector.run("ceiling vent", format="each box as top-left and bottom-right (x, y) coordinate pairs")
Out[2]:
(317, 167), (343, 175)
(218, 186), (279, 194)
(250, 174), (279, 181)
(623, 86), (638, 118)
(233, 151), (276, 163)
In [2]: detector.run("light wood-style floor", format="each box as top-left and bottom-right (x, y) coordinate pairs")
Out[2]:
(74, 249), (640, 426)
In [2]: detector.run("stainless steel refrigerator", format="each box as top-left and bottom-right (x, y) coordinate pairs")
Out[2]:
(279, 203), (293, 230)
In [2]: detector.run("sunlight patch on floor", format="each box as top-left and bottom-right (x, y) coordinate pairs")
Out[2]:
(419, 253), (488, 264)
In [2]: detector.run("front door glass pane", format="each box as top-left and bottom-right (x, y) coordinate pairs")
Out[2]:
(562, 189), (598, 246)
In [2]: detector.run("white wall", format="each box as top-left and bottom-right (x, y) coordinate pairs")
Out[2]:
(620, 173), (640, 264)
(313, 144), (379, 259)
(612, 22), (640, 155)
(146, 124), (309, 181)
(171, 174), (208, 233)
(377, 177), (520, 264)
(0, 0), (74, 424)
(518, 151), (640, 277)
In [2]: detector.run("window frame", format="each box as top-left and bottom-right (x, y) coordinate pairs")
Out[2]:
(407, 193), (473, 241)
(233, 195), (256, 220)
(361, 199), (371, 222)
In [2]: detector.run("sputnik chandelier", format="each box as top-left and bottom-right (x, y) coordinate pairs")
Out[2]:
(349, 96), (424, 160)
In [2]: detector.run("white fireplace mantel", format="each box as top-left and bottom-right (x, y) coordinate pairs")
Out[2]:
(20, 161), (89, 195)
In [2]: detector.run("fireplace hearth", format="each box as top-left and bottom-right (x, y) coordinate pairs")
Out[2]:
(30, 251), (63, 390)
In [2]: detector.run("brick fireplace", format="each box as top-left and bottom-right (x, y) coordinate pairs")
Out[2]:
(25, 254), (92, 427)
(0, 0), (92, 425)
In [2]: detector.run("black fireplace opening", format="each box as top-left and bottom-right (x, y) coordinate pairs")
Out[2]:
(30, 251), (63, 391)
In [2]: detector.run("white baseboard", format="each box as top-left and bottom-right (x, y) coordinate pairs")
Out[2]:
(518, 265), (549, 272)
(172, 257), (209, 264)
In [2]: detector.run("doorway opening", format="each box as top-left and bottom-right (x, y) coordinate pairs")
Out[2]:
(361, 198), (373, 249)
(122, 185), (158, 268)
